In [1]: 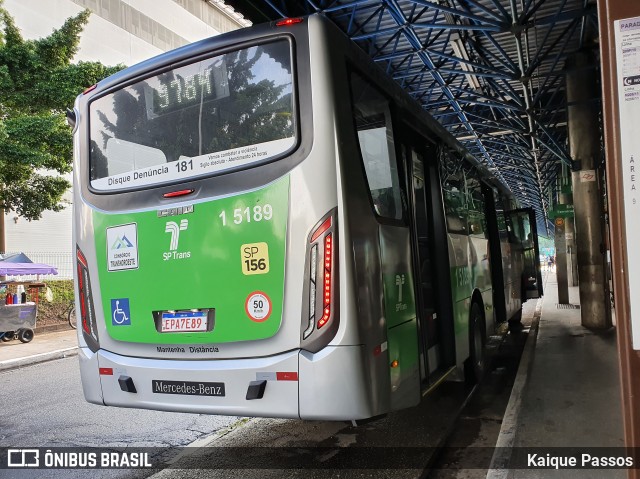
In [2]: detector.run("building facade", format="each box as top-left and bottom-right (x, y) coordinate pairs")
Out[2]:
(3, 0), (249, 277)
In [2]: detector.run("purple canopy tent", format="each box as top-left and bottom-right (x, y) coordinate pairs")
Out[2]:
(0, 263), (58, 275)
(0, 253), (58, 276)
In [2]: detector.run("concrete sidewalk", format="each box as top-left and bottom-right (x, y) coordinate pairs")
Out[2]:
(489, 271), (624, 478)
(0, 329), (78, 371)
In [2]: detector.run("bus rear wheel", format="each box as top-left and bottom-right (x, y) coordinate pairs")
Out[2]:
(466, 302), (487, 385)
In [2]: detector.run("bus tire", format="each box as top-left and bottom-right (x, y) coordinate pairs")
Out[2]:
(466, 302), (487, 385)
(1, 331), (14, 342)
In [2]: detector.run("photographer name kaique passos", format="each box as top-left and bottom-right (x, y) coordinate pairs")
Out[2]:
(527, 453), (634, 469)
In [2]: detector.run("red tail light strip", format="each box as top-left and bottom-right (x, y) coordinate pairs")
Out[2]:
(77, 249), (88, 268)
(303, 210), (338, 345)
(76, 246), (99, 349)
(317, 234), (333, 329)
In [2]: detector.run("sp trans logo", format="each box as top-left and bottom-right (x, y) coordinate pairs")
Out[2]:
(163, 219), (191, 261)
(395, 274), (408, 312)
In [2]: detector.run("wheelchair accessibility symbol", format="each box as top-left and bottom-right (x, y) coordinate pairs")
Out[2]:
(111, 298), (131, 326)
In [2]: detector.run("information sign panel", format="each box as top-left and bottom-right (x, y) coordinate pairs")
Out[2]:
(615, 16), (640, 348)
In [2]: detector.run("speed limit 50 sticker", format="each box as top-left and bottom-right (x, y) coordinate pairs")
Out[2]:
(245, 292), (272, 322)
(241, 242), (270, 275)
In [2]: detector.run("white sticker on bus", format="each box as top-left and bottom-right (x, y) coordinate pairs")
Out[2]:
(245, 292), (272, 322)
(91, 137), (295, 191)
(106, 223), (139, 271)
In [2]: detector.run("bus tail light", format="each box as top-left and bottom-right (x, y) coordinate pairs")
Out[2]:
(317, 233), (333, 329)
(302, 209), (339, 352)
(76, 246), (100, 352)
(276, 18), (303, 27)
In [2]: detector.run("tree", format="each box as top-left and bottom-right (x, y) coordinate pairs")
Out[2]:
(0, 3), (122, 225)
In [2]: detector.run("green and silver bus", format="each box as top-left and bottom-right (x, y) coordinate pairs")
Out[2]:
(71, 15), (542, 420)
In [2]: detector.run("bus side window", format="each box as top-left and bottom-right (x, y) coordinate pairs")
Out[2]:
(466, 175), (487, 238)
(349, 72), (404, 221)
(495, 194), (510, 242)
(440, 152), (467, 235)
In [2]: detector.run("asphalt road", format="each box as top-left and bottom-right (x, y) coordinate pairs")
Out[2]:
(147, 322), (532, 479)
(0, 356), (472, 479)
(0, 307), (533, 479)
(0, 356), (239, 479)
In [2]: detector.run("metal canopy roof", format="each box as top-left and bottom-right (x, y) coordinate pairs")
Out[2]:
(225, 0), (600, 234)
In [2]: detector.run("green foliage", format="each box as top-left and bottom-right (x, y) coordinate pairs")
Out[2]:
(0, 3), (123, 220)
(41, 279), (74, 303)
(35, 279), (74, 324)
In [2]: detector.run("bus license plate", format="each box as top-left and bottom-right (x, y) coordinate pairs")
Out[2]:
(161, 311), (208, 333)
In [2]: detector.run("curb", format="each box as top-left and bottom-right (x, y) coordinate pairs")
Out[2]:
(0, 347), (79, 372)
(486, 286), (546, 479)
(146, 418), (258, 479)
(35, 323), (74, 334)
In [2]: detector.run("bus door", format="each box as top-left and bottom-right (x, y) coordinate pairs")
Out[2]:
(483, 186), (508, 323)
(403, 140), (456, 383)
(506, 208), (543, 299)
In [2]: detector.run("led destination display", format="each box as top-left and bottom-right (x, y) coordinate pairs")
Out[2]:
(143, 58), (230, 118)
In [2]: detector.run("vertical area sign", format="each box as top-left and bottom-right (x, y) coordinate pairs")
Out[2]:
(615, 16), (640, 348)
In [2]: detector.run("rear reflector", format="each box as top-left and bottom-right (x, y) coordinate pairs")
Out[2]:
(99, 368), (113, 375)
(276, 372), (298, 381)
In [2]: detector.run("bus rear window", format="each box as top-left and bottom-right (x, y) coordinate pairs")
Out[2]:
(89, 40), (295, 191)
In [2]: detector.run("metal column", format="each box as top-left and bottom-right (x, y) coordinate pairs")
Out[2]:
(566, 50), (612, 330)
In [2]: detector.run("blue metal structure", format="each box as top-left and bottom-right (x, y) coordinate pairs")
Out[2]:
(225, 0), (599, 234)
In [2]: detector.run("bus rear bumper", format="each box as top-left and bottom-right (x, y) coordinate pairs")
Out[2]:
(79, 347), (105, 406)
(299, 345), (378, 421)
(81, 347), (300, 418)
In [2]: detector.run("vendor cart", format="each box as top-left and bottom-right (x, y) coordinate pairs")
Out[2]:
(0, 255), (58, 344)
(0, 281), (46, 343)
(0, 302), (37, 343)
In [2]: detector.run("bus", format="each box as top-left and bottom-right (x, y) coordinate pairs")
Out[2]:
(70, 14), (542, 421)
